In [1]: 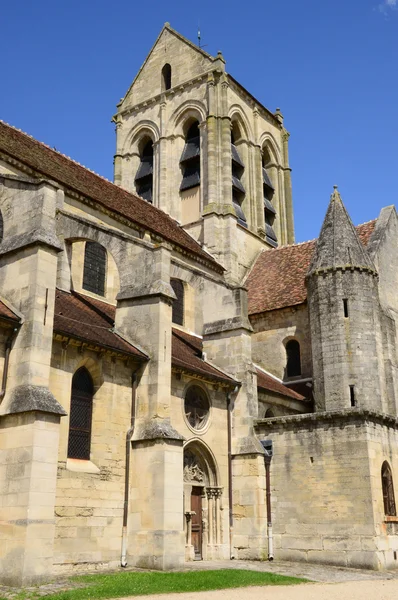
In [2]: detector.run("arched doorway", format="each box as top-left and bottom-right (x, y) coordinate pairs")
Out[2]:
(183, 443), (222, 561)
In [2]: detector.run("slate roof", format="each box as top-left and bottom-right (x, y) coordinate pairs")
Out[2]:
(53, 290), (147, 359)
(0, 301), (20, 324)
(171, 328), (237, 385)
(256, 367), (305, 401)
(0, 121), (222, 272)
(247, 220), (376, 316)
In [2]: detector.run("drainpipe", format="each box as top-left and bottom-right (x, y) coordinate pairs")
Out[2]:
(121, 368), (140, 567)
(227, 386), (239, 560)
(261, 440), (274, 561)
(0, 326), (19, 405)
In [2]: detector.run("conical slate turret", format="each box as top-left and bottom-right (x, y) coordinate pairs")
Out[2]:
(308, 186), (376, 276)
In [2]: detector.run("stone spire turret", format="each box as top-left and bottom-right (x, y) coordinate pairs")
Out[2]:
(308, 186), (375, 276)
(307, 187), (383, 413)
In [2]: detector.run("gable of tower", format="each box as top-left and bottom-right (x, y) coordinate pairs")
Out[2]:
(121, 25), (214, 109)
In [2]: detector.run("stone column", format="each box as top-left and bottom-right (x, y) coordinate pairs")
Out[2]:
(206, 488), (214, 545)
(281, 128), (295, 244)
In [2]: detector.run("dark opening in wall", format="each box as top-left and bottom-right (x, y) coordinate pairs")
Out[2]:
(286, 340), (301, 378)
(349, 385), (356, 407)
(161, 63), (172, 91)
(343, 298), (349, 318)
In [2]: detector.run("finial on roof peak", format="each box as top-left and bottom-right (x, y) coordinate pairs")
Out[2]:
(164, 22), (170, 27)
(331, 185), (342, 200)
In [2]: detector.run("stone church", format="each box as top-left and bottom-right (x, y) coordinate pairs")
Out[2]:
(0, 23), (398, 586)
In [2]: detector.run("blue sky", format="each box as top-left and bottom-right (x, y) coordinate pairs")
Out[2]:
(1, 0), (397, 242)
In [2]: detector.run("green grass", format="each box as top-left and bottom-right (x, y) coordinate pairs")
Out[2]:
(0, 569), (307, 600)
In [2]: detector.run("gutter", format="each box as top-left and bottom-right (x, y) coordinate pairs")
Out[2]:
(227, 386), (239, 559)
(120, 367), (140, 567)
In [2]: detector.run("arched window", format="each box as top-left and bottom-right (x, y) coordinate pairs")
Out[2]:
(161, 63), (172, 91)
(180, 122), (200, 191)
(184, 385), (210, 430)
(231, 129), (247, 227)
(135, 139), (154, 203)
(82, 241), (107, 296)
(262, 149), (277, 247)
(286, 340), (301, 378)
(67, 368), (94, 460)
(0, 211), (3, 243)
(382, 461), (396, 516)
(171, 278), (184, 325)
(265, 408), (275, 418)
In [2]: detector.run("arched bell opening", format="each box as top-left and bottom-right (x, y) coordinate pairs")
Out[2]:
(183, 442), (222, 561)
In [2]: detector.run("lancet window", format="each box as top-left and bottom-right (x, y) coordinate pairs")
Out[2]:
(171, 278), (184, 325)
(82, 241), (107, 297)
(135, 139), (154, 203)
(262, 150), (277, 246)
(382, 461), (396, 516)
(286, 339), (301, 378)
(231, 130), (247, 227)
(180, 122), (200, 191)
(161, 63), (172, 91)
(67, 368), (94, 460)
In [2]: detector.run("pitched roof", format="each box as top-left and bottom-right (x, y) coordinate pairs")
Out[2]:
(172, 328), (237, 385)
(256, 368), (305, 401)
(0, 300), (20, 324)
(0, 121), (222, 272)
(53, 290), (236, 382)
(53, 290), (147, 359)
(247, 220), (376, 315)
(308, 188), (375, 275)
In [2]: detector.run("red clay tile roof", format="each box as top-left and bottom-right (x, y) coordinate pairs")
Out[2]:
(256, 368), (305, 401)
(0, 121), (222, 272)
(247, 220), (376, 315)
(54, 289), (147, 359)
(0, 300), (20, 323)
(172, 328), (237, 385)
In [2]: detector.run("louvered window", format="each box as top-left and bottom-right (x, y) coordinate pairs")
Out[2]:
(263, 165), (277, 247)
(67, 368), (94, 460)
(0, 211), (3, 243)
(231, 134), (247, 227)
(382, 461), (396, 516)
(286, 340), (301, 378)
(171, 278), (184, 325)
(135, 140), (154, 203)
(180, 122), (200, 191)
(83, 241), (107, 296)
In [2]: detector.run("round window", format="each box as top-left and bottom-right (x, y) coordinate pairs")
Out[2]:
(184, 385), (210, 431)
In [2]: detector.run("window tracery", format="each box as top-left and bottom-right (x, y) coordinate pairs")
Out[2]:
(67, 367), (94, 460)
(382, 461), (396, 516)
(82, 241), (107, 297)
(184, 385), (210, 431)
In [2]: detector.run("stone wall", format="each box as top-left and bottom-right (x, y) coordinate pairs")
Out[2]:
(255, 411), (398, 570)
(251, 304), (312, 381)
(50, 341), (134, 572)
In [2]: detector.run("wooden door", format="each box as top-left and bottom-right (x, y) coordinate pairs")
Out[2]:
(191, 487), (203, 560)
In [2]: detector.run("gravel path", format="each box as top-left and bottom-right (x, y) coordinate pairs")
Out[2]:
(118, 579), (398, 600)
